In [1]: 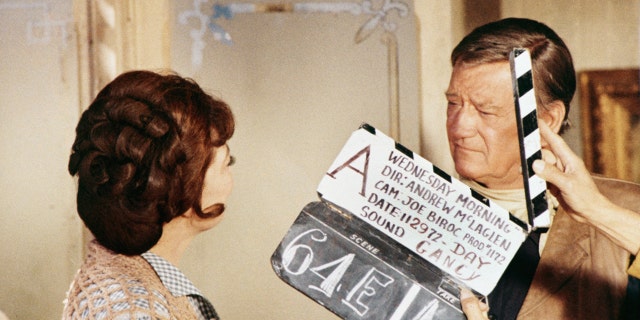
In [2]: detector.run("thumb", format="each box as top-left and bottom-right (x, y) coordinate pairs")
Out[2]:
(460, 288), (489, 320)
(532, 158), (562, 185)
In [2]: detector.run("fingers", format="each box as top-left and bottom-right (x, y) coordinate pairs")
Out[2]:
(533, 158), (563, 186)
(534, 122), (579, 186)
(537, 121), (591, 178)
(460, 288), (489, 320)
(540, 148), (556, 165)
(540, 149), (564, 172)
(538, 121), (578, 170)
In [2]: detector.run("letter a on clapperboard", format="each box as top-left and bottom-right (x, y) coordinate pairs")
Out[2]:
(326, 145), (371, 197)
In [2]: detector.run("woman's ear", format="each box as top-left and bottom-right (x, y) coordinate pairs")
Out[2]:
(182, 208), (196, 218)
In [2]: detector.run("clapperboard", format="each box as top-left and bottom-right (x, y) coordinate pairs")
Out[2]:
(510, 48), (550, 229)
(271, 48), (547, 319)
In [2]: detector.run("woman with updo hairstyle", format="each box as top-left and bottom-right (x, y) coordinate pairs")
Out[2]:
(63, 70), (235, 320)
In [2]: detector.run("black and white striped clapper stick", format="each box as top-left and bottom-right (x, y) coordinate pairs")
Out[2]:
(510, 48), (550, 230)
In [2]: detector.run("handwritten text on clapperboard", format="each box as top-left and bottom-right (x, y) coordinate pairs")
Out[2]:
(318, 129), (526, 295)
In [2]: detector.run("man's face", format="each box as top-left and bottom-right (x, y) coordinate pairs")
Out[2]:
(445, 62), (522, 189)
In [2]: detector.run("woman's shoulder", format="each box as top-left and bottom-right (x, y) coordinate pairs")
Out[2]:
(62, 241), (190, 319)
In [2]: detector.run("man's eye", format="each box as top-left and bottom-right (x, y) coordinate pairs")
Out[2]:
(228, 156), (236, 166)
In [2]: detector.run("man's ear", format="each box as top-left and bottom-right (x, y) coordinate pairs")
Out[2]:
(538, 100), (565, 147)
(539, 100), (565, 133)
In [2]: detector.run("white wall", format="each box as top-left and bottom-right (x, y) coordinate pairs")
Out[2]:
(0, 1), (82, 318)
(0, 0), (637, 319)
(414, 0), (461, 174)
(171, 1), (420, 319)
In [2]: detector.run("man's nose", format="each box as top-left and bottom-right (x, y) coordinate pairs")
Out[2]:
(447, 106), (477, 137)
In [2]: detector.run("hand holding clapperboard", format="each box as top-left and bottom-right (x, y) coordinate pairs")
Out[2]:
(271, 49), (549, 320)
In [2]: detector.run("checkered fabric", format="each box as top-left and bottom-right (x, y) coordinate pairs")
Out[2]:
(142, 252), (219, 320)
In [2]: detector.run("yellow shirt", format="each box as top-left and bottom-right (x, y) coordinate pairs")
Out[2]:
(462, 179), (558, 254)
(629, 252), (640, 278)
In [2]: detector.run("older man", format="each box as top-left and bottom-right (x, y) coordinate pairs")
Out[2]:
(447, 18), (640, 319)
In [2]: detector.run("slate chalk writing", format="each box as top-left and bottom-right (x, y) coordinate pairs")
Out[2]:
(271, 201), (468, 320)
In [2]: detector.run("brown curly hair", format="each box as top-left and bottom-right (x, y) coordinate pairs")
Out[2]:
(68, 70), (235, 255)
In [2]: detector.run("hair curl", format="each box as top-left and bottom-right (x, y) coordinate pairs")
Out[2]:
(68, 70), (234, 255)
(451, 18), (576, 133)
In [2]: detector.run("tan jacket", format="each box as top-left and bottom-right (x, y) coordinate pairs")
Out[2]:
(518, 176), (640, 319)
